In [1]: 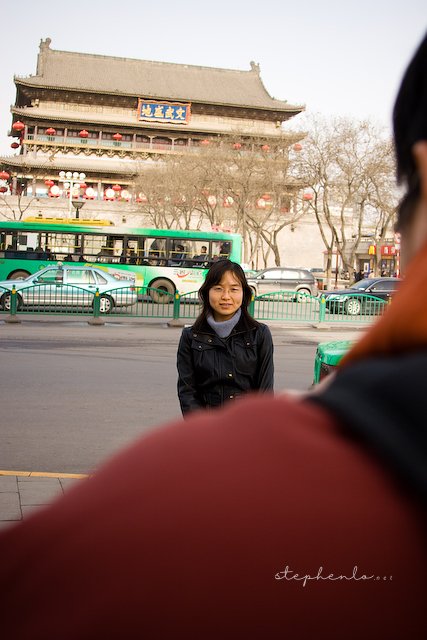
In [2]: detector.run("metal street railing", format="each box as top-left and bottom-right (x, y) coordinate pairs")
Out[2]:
(0, 284), (388, 324)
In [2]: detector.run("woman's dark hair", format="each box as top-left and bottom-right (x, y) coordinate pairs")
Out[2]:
(193, 259), (257, 329)
(393, 32), (427, 231)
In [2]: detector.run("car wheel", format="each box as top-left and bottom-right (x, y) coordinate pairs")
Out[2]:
(295, 288), (310, 302)
(9, 270), (30, 280)
(150, 278), (175, 303)
(1, 292), (23, 311)
(99, 295), (113, 314)
(345, 298), (361, 315)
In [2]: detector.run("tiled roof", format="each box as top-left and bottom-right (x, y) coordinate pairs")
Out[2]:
(16, 38), (303, 114)
(0, 154), (136, 175)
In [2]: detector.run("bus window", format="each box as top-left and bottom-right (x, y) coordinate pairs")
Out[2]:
(146, 238), (167, 265)
(210, 240), (232, 261)
(190, 242), (210, 266)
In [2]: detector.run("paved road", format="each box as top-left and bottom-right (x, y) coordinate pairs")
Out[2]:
(0, 317), (367, 475)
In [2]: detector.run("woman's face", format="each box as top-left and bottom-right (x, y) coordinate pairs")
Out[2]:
(208, 270), (244, 322)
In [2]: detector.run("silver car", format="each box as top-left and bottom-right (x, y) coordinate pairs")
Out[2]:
(0, 264), (137, 314)
(247, 267), (318, 298)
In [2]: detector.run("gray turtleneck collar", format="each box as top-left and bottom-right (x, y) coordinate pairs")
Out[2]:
(206, 308), (242, 338)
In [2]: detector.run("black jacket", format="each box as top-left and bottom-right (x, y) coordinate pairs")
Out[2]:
(177, 316), (274, 415)
(309, 349), (427, 502)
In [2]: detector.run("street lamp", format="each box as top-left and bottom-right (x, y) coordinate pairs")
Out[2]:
(58, 171), (86, 217)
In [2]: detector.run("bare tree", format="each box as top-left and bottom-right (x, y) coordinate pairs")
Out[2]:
(293, 116), (398, 285)
(131, 133), (308, 268)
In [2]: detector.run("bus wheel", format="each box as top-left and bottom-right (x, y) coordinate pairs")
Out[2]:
(98, 295), (113, 314)
(9, 270), (30, 280)
(150, 279), (175, 303)
(1, 292), (23, 311)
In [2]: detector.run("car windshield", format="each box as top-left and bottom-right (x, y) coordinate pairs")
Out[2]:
(349, 279), (377, 291)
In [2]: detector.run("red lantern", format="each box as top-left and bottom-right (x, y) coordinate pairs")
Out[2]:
(12, 121), (25, 132)
(0, 171), (10, 180)
(0, 186), (7, 193)
(303, 193), (313, 201)
(293, 143), (302, 151)
(46, 127), (56, 135)
(112, 184), (122, 192)
(261, 144), (270, 152)
(233, 142), (242, 150)
(79, 129), (89, 138)
(44, 179), (55, 187)
(200, 139), (210, 146)
(79, 182), (87, 189)
(11, 142), (20, 149)
(112, 133), (123, 141)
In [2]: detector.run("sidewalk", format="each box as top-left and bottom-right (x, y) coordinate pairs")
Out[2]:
(0, 471), (87, 530)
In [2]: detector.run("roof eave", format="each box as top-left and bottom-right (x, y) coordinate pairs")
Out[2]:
(14, 76), (304, 115)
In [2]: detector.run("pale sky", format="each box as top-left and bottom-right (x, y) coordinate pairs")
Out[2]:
(0, 0), (426, 155)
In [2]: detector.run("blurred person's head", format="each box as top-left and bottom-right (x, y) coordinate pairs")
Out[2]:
(393, 32), (427, 272)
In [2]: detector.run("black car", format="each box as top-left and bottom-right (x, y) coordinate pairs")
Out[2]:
(322, 277), (401, 316)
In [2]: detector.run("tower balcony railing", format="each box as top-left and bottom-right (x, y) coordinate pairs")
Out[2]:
(24, 134), (202, 154)
(22, 134), (255, 155)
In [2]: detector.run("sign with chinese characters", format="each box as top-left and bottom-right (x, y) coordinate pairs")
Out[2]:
(381, 245), (397, 256)
(138, 99), (191, 124)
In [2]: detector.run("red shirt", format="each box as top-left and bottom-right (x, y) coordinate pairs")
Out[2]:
(0, 395), (425, 639)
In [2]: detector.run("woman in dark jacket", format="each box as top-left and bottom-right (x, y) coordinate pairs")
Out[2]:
(177, 259), (274, 415)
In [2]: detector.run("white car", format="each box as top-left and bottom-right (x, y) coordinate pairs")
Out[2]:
(0, 264), (137, 314)
(247, 267), (318, 298)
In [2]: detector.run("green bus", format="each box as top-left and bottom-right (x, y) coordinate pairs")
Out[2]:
(0, 218), (242, 301)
